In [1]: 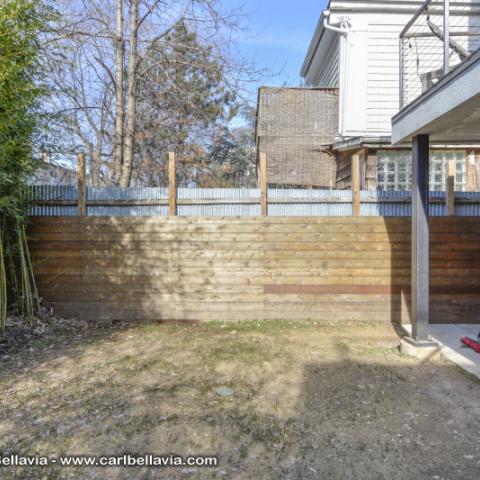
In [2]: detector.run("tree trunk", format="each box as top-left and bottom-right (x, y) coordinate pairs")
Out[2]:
(91, 128), (104, 185)
(87, 143), (95, 185)
(113, 0), (124, 184)
(119, 0), (138, 187)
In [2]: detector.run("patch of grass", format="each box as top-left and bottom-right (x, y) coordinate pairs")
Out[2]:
(201, 337), (272, 366)
(229, 410), (293, 446)
(132, 321), (192, 337)
(355, 343), (400, 358)
(114, 413), (158, 437)
(2, 321), (479, 480)
(335, 341), (351, 354)
(199, 319), (317, 335)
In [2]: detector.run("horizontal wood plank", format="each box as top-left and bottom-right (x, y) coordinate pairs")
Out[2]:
(30, 216), (480, 324)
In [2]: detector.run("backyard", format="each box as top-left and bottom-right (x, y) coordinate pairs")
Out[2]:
(1, 320), (479, 479)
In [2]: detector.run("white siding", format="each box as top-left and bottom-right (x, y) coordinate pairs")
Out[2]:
(303, 1), (480, 138)
(313, 38), (339, 87)
(367, 23), (403, 134)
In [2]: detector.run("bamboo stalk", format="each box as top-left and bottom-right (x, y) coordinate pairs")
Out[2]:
(0, 225), (6, 331)
(17, 220), (33, 322)
(22, 223), (39, 308)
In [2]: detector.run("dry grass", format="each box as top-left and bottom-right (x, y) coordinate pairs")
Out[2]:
(0, 320), (479, 479)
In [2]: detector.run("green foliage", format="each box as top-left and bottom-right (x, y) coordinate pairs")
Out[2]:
(135, 24), (241, 186)
(0, 0), (48, 329)
(0, 0), (44, 191)
(204, 106), (257, 187)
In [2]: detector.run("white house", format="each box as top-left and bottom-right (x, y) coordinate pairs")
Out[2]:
(301, 0), (480, 191)
(388, 0), (480, 345)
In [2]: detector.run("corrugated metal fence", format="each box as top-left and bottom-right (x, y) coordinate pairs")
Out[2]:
(27, 186), (480, 217)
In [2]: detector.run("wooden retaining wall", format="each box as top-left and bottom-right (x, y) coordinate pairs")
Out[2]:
(29, 216), (480, 324)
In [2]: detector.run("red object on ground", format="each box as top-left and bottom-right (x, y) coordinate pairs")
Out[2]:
(461, 337), (480, 353)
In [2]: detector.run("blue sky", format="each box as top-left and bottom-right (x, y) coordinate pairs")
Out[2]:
(222, 0), (328, 88)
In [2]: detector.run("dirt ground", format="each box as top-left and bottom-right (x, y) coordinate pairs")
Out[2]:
(0, 320), (479, 479)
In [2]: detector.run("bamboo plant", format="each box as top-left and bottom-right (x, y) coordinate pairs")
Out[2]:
(0, 0), (50, 331)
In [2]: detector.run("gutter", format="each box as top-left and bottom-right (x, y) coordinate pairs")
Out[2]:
(332, 136), (480, 152)
(323, 11), (348, 34)
(302, 10), (349, 78)
(323, 11), (351, 136)
(333, 136), (393, 151)
(301, 1), (426, 79)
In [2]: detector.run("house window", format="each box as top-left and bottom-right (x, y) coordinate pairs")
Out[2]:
(376, 150), (466, 191)
(430, 150), (467, 192)
(376, 150), (411, 191)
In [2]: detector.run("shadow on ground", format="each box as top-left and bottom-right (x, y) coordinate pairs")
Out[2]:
(0, 321), (479, 479)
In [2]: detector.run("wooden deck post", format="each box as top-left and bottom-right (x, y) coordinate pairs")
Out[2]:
(351, 154), (361, 216)
(168, 151), (177, 216)
(446, 159), (456, 216)
(77, 152), (86, 216)
(411, 134), (430, 342)
(259, 152), (268, 216)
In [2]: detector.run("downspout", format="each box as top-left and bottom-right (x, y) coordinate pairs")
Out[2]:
(323, 11), (350, 137)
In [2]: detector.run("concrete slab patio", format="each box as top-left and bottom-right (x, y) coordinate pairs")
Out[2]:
(402, 324), (480, 380)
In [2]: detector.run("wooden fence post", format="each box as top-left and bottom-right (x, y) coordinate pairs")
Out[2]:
(352, 154), (361, 216)
(77, 152), (86, 216)
(259, 152), (268, 216)
(168, 151), (177, 216)
(447, 159), (456, 216)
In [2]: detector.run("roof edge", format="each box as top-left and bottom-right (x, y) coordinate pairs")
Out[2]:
(300, 1), (429, 79)
(300, 10), (328, 78)
(333, 136), (393, 151)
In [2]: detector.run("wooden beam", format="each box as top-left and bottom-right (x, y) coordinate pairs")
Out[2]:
(411, 134), (430, 342)
(351, 154), (361, 216)
(168, 152), (177, 216)
(446, 158), (456, 216)
(466, 149), (476, 191)
(365, 149), (378, 191)
(77, 152), (87, 216)
(259, 152), (268, 216)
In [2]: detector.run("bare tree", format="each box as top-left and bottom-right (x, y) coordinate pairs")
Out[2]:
(113, 0), (124, 181)
(119, 0), (138, 187)
(44, 0), (262, 187)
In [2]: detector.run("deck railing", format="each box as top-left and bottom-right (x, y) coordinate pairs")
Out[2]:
(400, 0), (480, 109)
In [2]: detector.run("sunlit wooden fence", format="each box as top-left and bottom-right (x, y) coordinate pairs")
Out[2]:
(30, 216), (480, 324)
